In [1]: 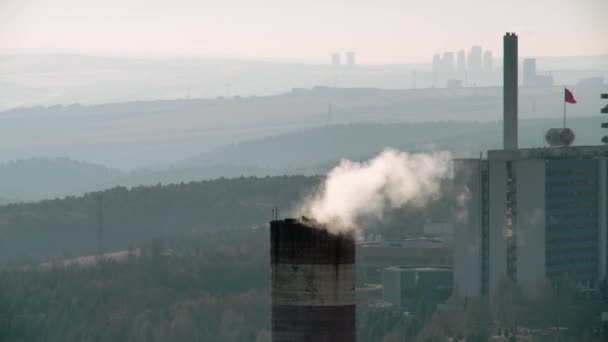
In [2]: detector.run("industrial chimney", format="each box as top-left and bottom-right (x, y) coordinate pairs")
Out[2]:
(270, 218), (356, 342)
(503, 33), (518, 150)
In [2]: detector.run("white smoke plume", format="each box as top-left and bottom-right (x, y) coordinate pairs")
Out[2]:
(298, 148), (452, 234)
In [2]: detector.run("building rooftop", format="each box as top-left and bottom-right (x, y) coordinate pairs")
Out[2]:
(486, 144), (608, 161)
(455, 145), (608, 162)
(384, 265), (453, 272)
(357, 237), (447, 249)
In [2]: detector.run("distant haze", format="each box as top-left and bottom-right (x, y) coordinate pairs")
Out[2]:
(1, 0), (607, 63)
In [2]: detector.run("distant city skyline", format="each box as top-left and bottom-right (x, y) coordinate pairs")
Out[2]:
(1, 0), (607, 64)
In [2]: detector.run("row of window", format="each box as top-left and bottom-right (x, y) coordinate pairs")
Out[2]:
(546, 257), (596, 267)
(546, 191), (596, 198)
(547, 212), (596, 220)
(546, 235), (596, 244)
(546, 179), (595, 187)
(547, 269), (596, 277)
(546, 246), (596, 255)
(547, 201), (595, 209)
(546, 169), (596, 177)
(547, 252), (596, 262)
(546, 223), (595, 231)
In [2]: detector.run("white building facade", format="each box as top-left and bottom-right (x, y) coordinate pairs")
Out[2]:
(454, 146), (608, 299)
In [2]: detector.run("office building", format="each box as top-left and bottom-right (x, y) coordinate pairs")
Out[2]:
(383, 266), (453, 310)
(441, 52), (455, 76)
(331, 52), (341, 67)
(453, 33), (608, 300)
(358, 238), (452, 283)
(454, 147), (608, 299)
(483, 51), (493, 73)
(467, 46), (483, 76)
(457, 50), (466, 75)
(432, 54), (442, 82)
(424, 222), (454, 242)
(346, 51), (356, 67)
(523, 58), (536, 87)
(577, 77), (605, 88)
(446, 79), (463, 89)
(523, 58), (554, 87)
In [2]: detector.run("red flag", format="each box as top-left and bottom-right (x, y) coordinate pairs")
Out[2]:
(565, 88), (577, 104)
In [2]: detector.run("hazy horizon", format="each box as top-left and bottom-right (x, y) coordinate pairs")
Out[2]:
(3, 49), (608, 66)
(2, 0), (607, 64)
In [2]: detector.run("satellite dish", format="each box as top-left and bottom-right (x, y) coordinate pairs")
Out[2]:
(545, 128), (575, 147)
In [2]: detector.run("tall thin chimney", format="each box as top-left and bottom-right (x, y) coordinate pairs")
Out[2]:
(270, 218), (355, 341)
(503, 33), (518, 150)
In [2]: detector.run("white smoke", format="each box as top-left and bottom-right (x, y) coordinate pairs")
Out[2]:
(298, 148), (452, 234)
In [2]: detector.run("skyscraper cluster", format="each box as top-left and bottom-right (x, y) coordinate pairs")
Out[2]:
(331, 52), (356, 68)
(432, 46), (493, 85)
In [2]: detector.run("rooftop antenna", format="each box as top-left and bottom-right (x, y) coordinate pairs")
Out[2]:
(326, 103), (333, 126)
(272, 207), (279, 221)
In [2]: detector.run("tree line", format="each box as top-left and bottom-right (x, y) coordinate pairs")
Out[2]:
(0, 175), (319, 263)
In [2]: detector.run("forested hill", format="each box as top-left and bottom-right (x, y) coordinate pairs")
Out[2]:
(180, 116), (607, 169)
(3, 84), (606, 170)
(0, 175), (319, 263)
(0, 158), (123, 203)
(2, 117), (605, 203)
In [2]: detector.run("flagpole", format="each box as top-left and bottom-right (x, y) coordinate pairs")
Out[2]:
(563, 88), (566, 128)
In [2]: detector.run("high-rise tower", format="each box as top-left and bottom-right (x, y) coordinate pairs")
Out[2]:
(346, 52), (355, 67)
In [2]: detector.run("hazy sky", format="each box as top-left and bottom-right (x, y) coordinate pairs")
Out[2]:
(1, 0), (607, 64)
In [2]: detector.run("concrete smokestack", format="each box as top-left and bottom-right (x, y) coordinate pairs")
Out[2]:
(503, 32), (518, 150)
(270, 218), (356, 342)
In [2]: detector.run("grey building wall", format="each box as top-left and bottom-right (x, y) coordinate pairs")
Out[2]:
(545, 159), (599, 287)
(382, 268), (402, 306)
(383, 267), (453, 309)
(487, 145), (608, 162)
(453, 159), (482, 298)
(514, 159), (546, 298)
(523, 58), (536, 87)
(599, 159), (607, 281)
(489, 159), (507, 297)
(456, 146), (608, 300)
(483, 51), (493, 73)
